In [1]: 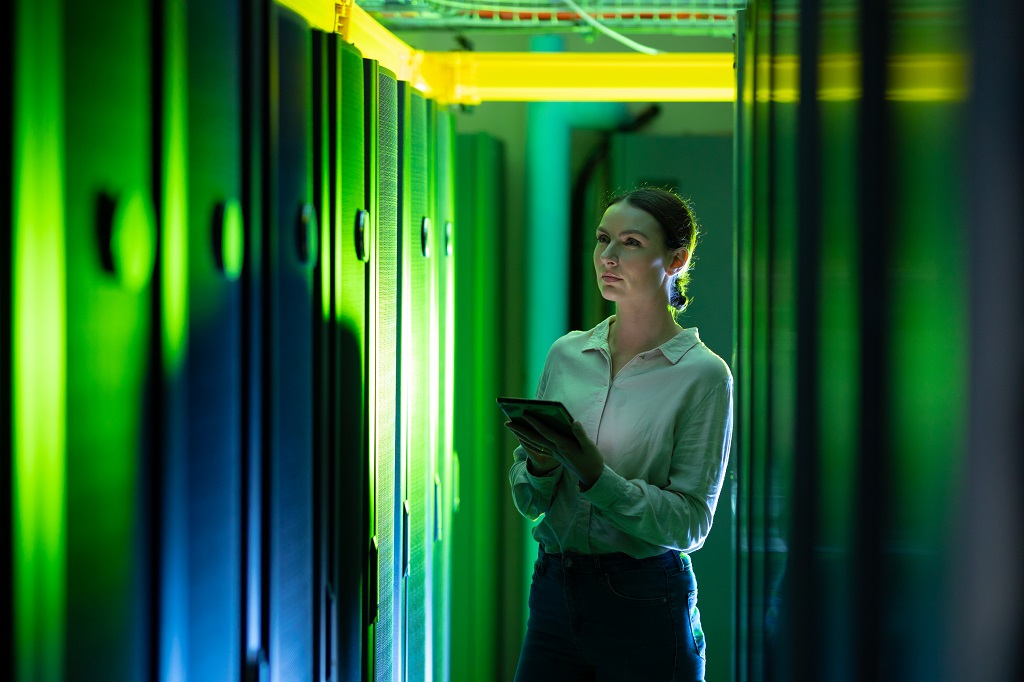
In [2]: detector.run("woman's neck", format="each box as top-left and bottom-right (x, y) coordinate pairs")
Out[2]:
(609, 303), (681, 356)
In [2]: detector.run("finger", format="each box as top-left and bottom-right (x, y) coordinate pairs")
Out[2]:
(570, 420), (589, 444)
(522, 414), (567, 447)
(516, 432), (554, 455)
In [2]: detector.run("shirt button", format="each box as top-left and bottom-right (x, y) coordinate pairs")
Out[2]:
(564, 558), (573, 568)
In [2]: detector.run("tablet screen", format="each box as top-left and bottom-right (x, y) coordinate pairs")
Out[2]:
(496, 397), (575, 438)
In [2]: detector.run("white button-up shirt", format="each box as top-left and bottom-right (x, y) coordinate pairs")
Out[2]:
(509, 316), (733, 558)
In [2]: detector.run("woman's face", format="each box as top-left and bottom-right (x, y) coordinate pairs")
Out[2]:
(593, 201), (685, 307)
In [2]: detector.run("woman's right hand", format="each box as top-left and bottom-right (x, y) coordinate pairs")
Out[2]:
(525, 448), (560, 475)
(504, 421), (561, 475)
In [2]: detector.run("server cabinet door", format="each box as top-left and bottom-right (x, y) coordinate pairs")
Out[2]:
(311, 30), (369, 682)
(431, 107), (456, 682)
(270, 6), (315, 682)
(185, 0), (244, 679)
(63, 0), (155, 679)
(365, 60), (400, 682)
(333, 37), (369, 682)
(312, 30), (331, 682)
(399, 83), (435, 682)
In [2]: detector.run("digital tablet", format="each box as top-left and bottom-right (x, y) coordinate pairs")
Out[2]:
(496, 397), (576, 438)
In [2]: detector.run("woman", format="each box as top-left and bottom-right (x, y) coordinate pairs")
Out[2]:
(506, 187), (733, 681)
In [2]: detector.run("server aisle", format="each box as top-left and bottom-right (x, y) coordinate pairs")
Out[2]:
(7, 2), (464, 680)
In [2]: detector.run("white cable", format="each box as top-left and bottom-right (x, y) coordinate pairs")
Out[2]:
(560, 0), (661, 54)
(427, 0), (559, 12)
(422, 0), (670, 54)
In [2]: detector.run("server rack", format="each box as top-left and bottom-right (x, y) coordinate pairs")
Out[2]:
(365, 60), (401, 682)
(398, 82), (436, 682)
(184, 0), (244, 679)
(63, 0), (155, 678)
(268, 6), (316, 681)
(333, 37), (370, 682)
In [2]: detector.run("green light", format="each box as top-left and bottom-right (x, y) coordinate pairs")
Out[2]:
(218, 199), (245, 281)
(160, 16), (189, 371)
(110, 191), (157, 293)
(13, 0), (67, 679)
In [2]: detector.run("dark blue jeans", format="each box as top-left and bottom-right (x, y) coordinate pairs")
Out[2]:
(514, 548), (706, 682)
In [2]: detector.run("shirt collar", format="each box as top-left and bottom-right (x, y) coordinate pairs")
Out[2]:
(582, 316), (701, 365)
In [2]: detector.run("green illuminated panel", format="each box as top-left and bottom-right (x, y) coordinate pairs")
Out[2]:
(451, 133), (504, 681)
(886, 90), (966, 682)
(12, 1), (66, 680)
(63, 0), (153, 678)
(431, 107), (456, 682)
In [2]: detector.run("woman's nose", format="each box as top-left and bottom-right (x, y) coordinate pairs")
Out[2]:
(601, 244), (618, 263)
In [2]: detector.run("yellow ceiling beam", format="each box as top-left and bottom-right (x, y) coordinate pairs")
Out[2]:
(278, 0), (336, 32)
(280, 2), (965, 105)
(419, 52), (736, 104)
(329, 1), (736, 104)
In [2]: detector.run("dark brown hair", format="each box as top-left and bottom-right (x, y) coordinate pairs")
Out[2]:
(607, 187), (699, 311)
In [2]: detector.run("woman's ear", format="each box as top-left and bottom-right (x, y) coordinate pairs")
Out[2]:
(670, 249), (690, 274)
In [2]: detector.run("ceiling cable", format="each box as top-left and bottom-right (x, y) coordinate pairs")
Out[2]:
(560, 0), (662, 54)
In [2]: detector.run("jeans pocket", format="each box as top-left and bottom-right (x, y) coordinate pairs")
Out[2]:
(604, 568), (668, 602)
(687, 589), (706, 659)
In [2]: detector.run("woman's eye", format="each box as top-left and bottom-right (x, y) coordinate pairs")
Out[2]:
(596, 234), (609, 243)
(625, 238), (641, 247)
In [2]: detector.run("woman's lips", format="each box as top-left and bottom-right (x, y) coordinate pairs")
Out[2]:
(601, 273), (621, 282)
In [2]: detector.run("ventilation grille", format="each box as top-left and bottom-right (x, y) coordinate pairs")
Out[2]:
(374, 68), (400, 682)
(406, 89), (431, 681)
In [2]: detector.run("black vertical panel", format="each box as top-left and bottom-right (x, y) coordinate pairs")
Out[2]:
(334, 38), (367, 682)
(311, 29), (330, 682)
(958, 0), (1024, 680)
(185, 0), (243, 679)
(240, 0), (269, 677)
(732, 11), (752, 682)
(791, 1), (822, 681)
(270, 6), (315, 682)
(854, 1), (891, 680)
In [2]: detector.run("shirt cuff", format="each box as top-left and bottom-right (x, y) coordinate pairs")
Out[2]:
(579, 464), (628, 507)
(526, 462), (563, 489)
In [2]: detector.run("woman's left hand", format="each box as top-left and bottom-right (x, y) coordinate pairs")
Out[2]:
(523, 415), (605, 490)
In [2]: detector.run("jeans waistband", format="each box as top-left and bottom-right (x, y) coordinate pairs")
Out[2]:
(538, 548), (691, 574)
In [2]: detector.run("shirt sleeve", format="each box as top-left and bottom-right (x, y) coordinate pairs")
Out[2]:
(508, 347), (565, 521)
(581, 377), (734, 553)
(509, 443), (564, 521)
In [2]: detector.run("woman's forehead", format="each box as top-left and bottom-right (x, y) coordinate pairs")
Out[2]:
(600, 202), (661, 235)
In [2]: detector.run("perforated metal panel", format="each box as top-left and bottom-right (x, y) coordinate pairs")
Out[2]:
(402, 84), (433, 682)
(371, 63), (400, 682)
